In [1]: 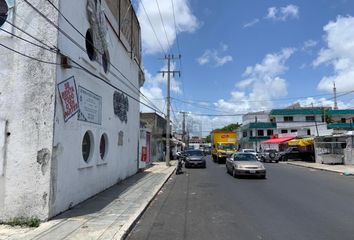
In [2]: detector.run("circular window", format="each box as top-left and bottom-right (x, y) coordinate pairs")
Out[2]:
(85, 29), (96, 61)
(102, 50), (110, 73)
(82, 131), (93, 162)
(0, 0), (8, 27)
(99, 133), (108, 160)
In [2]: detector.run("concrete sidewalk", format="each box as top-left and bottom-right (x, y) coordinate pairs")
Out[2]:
(285, 161), (354, 175)
(0, 161), (176, 240)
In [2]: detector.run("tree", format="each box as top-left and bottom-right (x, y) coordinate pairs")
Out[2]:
(215, 123), (241, 132)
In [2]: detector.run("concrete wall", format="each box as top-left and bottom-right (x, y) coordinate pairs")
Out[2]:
(0, 0), (59, 220)
(49, 0), (140, 217)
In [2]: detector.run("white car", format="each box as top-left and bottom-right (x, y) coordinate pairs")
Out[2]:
(241, 149), (259, 159)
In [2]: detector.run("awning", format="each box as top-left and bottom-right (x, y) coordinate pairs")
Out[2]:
(260, 136), (295, 144)
(288, 137), (314, 147)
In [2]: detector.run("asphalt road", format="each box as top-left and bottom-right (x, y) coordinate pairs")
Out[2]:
(127, 156), (354, 240)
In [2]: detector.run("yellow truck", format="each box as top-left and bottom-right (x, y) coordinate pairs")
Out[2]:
(211, 131), (238, 163)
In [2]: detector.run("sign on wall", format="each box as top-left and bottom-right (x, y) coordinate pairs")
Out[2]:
(57, 76), (79, 122)
(113, 91), (129, 123)
(78, 86), (102, 125)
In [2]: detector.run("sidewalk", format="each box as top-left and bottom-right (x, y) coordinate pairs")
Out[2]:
(0, 161), (176, 240)
(285, 161), (354, 174)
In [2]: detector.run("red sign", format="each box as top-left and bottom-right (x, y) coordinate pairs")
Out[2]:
(141, 146), (147, 162)
(58, 76), (79, 122)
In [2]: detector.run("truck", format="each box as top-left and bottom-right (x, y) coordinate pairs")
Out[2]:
(211, 131), (238, 163)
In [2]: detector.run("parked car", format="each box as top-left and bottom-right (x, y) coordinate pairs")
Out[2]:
(241, 149), (258, 159)
(278, 147), (315, 162)
(226, 153), (266, 178)
(184, 150), (206, 168)
(259, 148), (280, 163)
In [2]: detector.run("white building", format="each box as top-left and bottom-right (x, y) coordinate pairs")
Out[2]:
(0, 0), (144, 220)
(269, 108), (333, 137)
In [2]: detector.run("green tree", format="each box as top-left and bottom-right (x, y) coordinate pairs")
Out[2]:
(215, 123), (241, 132)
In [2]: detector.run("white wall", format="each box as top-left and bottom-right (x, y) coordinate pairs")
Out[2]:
(49, 0), (140, 217)
(0, 0), (59, 220)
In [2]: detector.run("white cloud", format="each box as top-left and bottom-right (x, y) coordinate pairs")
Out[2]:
(302, 39), (318, 51)
(293, 97), (353, 109)
(140, 65), (182, 113)
(243, 18), (259, 28)
(314, 16), (354, 92)
(266, 4), (299, 21)
(137, 0), (199, 54)
(197, 43), (233, 67)
(214, 48), (295, 114)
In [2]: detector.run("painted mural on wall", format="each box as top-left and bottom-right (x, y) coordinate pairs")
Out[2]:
(113, 91), (129, 123)
(78, 86), (102, 125)
(57, 76), (79, 122)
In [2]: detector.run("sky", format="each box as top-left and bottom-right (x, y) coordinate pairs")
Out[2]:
(134, 0), (354, 136)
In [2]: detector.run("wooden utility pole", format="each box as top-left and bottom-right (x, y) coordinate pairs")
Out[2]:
(159, 55), (181, 166)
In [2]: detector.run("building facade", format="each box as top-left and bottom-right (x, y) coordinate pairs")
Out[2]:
(0, 0), (143, 220)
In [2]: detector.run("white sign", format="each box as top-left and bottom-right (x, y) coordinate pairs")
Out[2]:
(78, 86), (102, 125)
(57, 76), (79, 122)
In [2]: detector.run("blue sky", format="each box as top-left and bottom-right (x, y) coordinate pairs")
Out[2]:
(135, 0), (354, 135)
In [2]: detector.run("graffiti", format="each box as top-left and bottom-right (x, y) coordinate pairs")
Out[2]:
(113, 91), (129, 123)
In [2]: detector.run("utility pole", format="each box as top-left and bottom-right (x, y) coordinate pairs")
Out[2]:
(159, 54), (181, 166)
(311, 103), (319, 137)
(333, 82), (338, 110)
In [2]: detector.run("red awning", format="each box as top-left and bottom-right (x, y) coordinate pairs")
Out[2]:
(261, 137), (295, 144)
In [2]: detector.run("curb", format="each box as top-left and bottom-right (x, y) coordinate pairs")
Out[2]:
(285, 162), (346, 174)
(120, 165), (176, 240)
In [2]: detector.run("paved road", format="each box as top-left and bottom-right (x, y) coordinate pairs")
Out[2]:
(127, 156), (354, 240)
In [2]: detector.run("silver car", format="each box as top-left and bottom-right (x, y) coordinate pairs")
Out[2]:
(226, 153), (266, 179)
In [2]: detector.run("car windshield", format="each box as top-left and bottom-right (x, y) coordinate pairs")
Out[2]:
(186, 150), (204, 156)
(265, 149), (277, 153)
(218, 143), (236, 150)
(234, 153), (257, 161)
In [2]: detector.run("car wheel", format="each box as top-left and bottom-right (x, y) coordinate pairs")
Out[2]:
(232, 168), (237, 178)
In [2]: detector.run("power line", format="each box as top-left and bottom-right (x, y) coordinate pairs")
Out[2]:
(138, 0), (167, 55)
(23, 0), (164, 115)
(0, 35), (164, 115)
(155, 0), (171, 51)
(43, 0), (163, 113)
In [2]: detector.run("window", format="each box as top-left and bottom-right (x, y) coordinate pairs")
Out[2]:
(243, 131), (247, 137)
(85, 29), (96, 61)
(0, 0), (8, 27)
(307, 129), (311, 135)
(306, 116), (315, 122)
(82, 131), (94, 162)
(341, 118), (346, 123)
(0, 0), (14, 35)
(267, 129), (273, 136)
(284, 116), (293, 122)
(291, 129), (297, 133)
(281, 129), (288, 134)
(257, 130), (264, 136)
(249, 130), (253, 137)
(99, 133), (108, 160)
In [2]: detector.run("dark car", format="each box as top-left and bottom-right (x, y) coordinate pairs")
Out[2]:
(279, 147), (315, 162)
(184, 150), (206, 168)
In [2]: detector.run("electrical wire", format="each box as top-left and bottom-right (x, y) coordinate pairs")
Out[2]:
(0, 34), (164, 114)
(155, 0), (171, 51)
(23, 0), (165, 115)
(138, 0), (167, 55)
